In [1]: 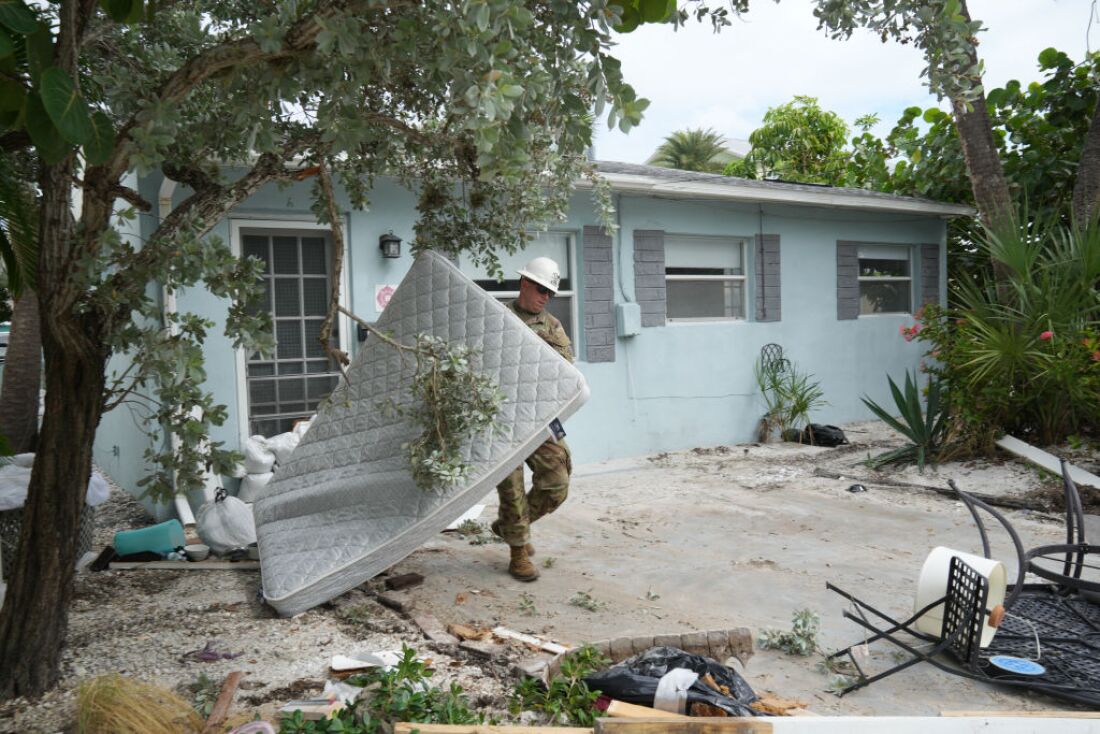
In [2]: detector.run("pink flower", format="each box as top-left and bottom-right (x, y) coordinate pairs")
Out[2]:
(1092, 351), (1100, 362)
(913, 323), (922, 333)
(931, 350), (941, 358)
(1039, 330), (1053, 341)
(899, 324), (907, 336)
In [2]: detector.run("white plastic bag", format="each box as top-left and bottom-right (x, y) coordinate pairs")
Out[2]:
(86, 471), (110, 507)
(197, 488), (257, 553)
(265, 431), (300, 465)
(292, 418), (313, 438)
(0, 464), (31, 511)
(243, 435), (275, 474)
(237, 471), (273, 503)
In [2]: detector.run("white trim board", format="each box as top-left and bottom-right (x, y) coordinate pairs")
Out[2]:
(228, 216), (352, 446)
(996, 435), (1100, 490)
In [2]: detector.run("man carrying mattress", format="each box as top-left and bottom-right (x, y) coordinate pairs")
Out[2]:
(492, 256), (574, 581)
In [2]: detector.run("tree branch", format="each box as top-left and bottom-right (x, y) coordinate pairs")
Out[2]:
(1072, 97), (1100, 226)
(317, 160), (352, 372)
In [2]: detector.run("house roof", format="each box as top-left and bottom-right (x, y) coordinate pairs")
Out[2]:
(594, 161), (974, 218)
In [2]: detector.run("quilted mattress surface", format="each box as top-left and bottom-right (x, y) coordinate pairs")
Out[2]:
(254, 250), (590, 615)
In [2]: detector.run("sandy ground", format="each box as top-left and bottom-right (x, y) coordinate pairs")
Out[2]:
(0, 421), (1094, 731)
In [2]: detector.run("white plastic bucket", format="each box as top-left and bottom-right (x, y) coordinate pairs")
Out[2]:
(914, 546), (1006, 647)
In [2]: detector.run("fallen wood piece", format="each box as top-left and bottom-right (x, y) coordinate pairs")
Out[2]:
(492, 626), (571, 655)
(810, 468), (1042, 512)
(449, 623), (493, 641)
(595, 718), (772, 734)
(599, 698), (689, 719)
(202, 670), (244, 734)
(107, 560), (260, 570)
(748, 693), (809, 717)
(394, 724), (592, 734)
(277, 698), (342, 722)
(996, 435), (1100, 490)
(385, 572), (425, 591)
(941, 710), (1100, 718)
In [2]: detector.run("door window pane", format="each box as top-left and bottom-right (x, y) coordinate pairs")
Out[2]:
(244, 230), (341, 435)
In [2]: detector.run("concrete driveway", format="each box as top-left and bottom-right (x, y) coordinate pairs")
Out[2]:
(387, 428), (1080, 716)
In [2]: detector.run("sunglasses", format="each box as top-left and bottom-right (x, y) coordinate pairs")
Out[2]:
(533, 284), (553, 296)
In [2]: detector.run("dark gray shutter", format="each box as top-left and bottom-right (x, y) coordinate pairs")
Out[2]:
(754, 234), (781, 322)
(920, 243), (940, 307)
(837, 241), (860, 320)
(633, 229), (666, 327)
(582, 226), (615, 363)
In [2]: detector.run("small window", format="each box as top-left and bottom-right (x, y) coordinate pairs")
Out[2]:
(458, 232), (576, 341)
(665, 235), (746, 321)
(858, 245), (911, 314)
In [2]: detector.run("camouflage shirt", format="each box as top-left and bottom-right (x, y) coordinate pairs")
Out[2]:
(507, 300), (574, 363)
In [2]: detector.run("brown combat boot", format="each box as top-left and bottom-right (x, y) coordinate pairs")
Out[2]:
(508, 545), (539, 582)
(491, 520), (534, 556)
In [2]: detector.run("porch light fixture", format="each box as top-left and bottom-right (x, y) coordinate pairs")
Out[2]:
(379, 232), (402, 259)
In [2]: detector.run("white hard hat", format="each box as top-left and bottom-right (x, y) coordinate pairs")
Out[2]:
(517, 256), (561, 293)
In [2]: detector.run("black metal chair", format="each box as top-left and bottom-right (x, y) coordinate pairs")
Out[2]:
(826, 463), (1100, 705)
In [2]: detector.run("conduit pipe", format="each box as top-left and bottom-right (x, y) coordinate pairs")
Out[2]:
(158, 176), (198, 528)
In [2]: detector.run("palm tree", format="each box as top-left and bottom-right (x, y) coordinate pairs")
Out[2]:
(0, 151), (42, 454)
(646, 128), (739, 173)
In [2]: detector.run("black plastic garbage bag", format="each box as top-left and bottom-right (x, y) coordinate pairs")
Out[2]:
(583, 646), (760, 717)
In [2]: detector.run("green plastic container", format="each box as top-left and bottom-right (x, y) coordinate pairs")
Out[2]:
(113, 519), (185, 556)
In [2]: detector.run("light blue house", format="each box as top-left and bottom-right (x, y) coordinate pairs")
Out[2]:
(94, 162), (970, 513)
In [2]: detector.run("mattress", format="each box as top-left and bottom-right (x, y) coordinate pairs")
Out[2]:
(254, 250), (590, 615)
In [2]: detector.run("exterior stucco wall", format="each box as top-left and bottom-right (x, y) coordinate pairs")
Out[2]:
(95, 172), (949, 499)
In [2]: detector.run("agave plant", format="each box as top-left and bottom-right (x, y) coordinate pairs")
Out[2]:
(862, 371), (949, 471)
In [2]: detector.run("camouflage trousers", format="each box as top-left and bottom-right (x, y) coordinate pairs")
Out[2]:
(495, 438), (571, 547)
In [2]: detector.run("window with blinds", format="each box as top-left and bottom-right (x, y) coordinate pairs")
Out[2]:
(665, 234), (747, 321)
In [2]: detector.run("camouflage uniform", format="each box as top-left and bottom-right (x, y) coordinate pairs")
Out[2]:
(495, 300), (574, 547)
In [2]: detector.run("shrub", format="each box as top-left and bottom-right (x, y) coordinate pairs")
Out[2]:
(511, 644), (609, 727)
(755, 357), (827, 440)
(906, 217), (1100, 447)
(862, 371), (950, 470)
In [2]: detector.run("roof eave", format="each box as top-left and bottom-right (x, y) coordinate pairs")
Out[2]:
(587, 172), (975, 218)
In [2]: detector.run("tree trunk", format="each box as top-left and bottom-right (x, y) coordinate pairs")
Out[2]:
(0, 317), (106, 697)
(0, 106), (109, 696)
(1072, 96), (1100, 226)
(0, 291), (41, 453)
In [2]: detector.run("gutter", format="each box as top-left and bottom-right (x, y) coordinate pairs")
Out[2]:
(158, 175), (201, 528)
(586, 171), (975, 219)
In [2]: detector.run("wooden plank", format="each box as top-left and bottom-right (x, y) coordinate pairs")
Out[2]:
(595, 719), (772, 734)
(202, 671), (244, 734)
(996, 435), (1100, 489)
(394, 725), (592, 734)
(108, 560), (260, 570)
(941, 710), (1100, 719)
(492, 626), (571, 655)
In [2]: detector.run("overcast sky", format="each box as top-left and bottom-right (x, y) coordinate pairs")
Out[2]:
(593, 0), (1097, 163)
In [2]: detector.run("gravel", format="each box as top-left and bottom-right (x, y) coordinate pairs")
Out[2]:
(0, 476), (519, 734)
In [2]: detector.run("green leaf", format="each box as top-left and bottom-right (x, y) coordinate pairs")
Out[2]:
(25, 22), (53, 84)
(0, 77), (23, 111)
(0, 0), (37, 35)
(24, 92), (69, 163)
(1037, 47), (1059, 69)
(83, 110), (115, 165)
(99, 0), (139, 22)
(0, 26), (12, 58)
(39, 66), (94, 145)
(639, 0), (670, 22)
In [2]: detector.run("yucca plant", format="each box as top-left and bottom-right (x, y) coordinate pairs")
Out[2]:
(862, 371), (949, 470)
